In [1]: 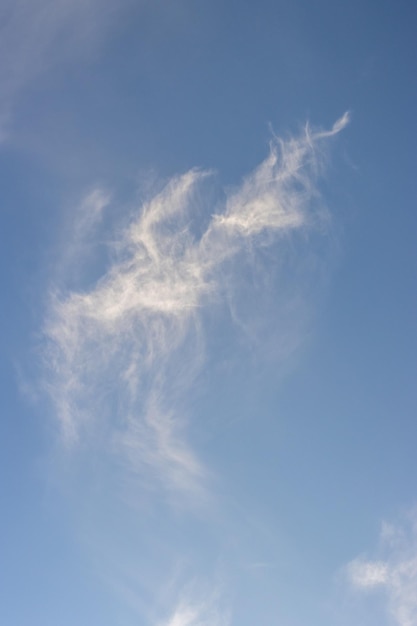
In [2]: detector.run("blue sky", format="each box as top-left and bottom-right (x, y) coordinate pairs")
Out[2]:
(1, 1), (417, 625)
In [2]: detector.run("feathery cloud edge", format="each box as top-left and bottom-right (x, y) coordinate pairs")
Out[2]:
(42, 113), (350, 497)
(347, 511), (417, 626)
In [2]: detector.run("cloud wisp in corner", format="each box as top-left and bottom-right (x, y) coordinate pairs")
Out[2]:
(347, 510), (417, 626)
(42, 114), (349, 497)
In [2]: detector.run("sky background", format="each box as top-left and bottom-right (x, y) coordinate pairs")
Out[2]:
(1, 1), (417, 625)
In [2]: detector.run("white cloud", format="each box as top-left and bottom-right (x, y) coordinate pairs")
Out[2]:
(346, 510), (417, 626)
(42, 115), (348, 497)
(348, 559), (389, 588)
(158, 587), (230, 626)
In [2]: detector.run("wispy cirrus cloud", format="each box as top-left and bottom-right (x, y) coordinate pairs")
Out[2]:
(158, 584), (230, 626)
(159, 601), (228, 626)
(42, 114), (349, 498)
(346, 510), (417, 626)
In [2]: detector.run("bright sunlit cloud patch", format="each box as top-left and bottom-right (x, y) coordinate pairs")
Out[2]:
(346, 510), (417, 626)
(159, 590), (230, 626)
(42, 114), (349, 499)
(348, 559), (389, 588)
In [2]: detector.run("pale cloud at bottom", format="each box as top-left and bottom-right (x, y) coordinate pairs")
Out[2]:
(346, 511), (417, 626)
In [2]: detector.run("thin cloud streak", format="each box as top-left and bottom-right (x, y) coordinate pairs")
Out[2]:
(43, 115), (349, 496)
(346, 511), (417, 626)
